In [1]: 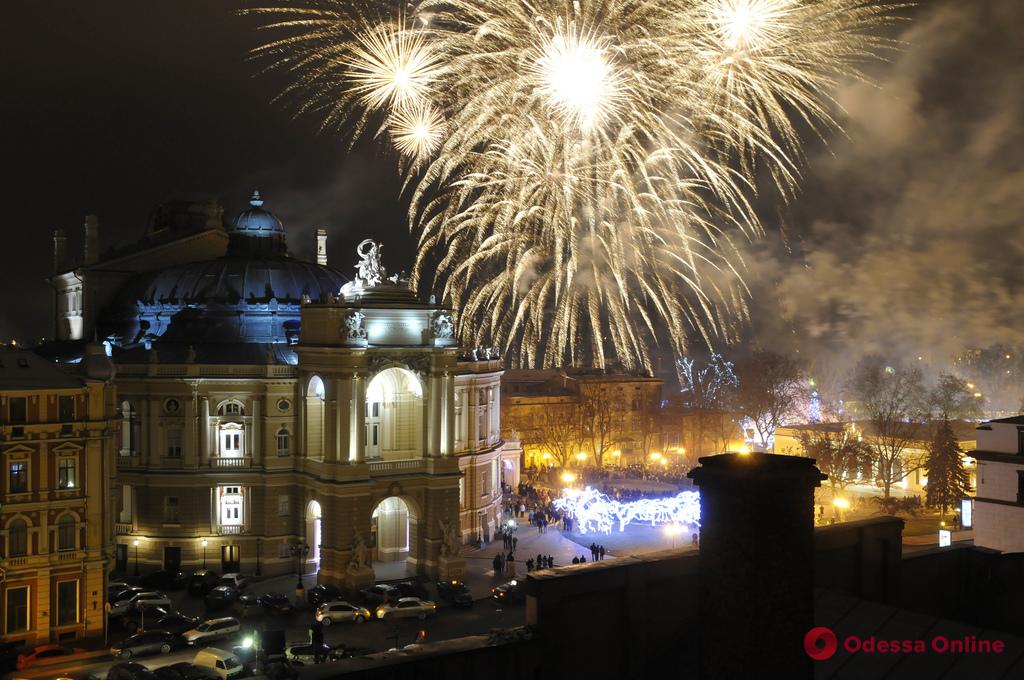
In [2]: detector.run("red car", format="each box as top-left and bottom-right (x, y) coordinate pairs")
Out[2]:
(15, 644), (84, 670)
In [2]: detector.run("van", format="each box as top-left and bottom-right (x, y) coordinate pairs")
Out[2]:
(192, 649), (244, 680)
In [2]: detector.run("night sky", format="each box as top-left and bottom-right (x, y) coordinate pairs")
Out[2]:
(2, 1), (1021, 391)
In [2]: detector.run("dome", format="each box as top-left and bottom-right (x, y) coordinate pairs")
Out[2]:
(231, 190), (284, 238)
(100, 255), (348, 349)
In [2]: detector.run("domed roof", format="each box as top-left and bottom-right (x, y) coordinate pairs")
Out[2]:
(231, 190), (284, 238)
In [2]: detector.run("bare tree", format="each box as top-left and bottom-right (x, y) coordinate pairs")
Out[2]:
(506, 400), (581, 469)
(929, 373), (983, 421)
(797, 424), (872, 497)
(579, 385), (627, 467)
(847, 357), (928, 498)
(735, 350), (807, 450)
(677, 353), (738, 458)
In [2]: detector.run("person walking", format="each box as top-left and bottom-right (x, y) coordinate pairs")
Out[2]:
(512, 536), (518, 551)
(599, 545), (606, 561)
(506, 553), (516, 575)
(590, 543), (598, 561)
(547, 555), (554, 568)
(526, 558), (534, 572)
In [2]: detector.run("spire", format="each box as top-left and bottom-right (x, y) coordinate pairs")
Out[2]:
(249, 189), (264, 208)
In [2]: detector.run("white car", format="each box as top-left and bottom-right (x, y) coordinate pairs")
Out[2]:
(374, 597), (437, 620)
(110, 591), (171, 615)
(182, 617), (241, 646)
(315, 601), (372, 625)
(219, 573), (248, 590)
(193, 648), (245, 680)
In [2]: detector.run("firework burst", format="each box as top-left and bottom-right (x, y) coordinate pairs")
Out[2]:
(252, 0), (896, 371)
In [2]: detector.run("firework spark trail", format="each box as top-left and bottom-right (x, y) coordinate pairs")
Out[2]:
(252, 0), (896, 371)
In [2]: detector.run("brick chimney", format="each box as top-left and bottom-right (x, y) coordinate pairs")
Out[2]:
(83, 214), (99, 265)
(316, 228), (328, 266)
(689, 453), (825, 680)
(53, 229), (68, 274)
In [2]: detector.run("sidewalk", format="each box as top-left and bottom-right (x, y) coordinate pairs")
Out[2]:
(459, 517), (612, 599)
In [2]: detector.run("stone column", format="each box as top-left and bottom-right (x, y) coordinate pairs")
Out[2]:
(252, 398), (261, 464)
(688, 453), (825, 680)
(323, 380), (338, 463)
(427, 371), (442, 457)
(199, 398), (210, 465)
(351, 372), (366, 462)
(443, 372), (455, 456)
(333, 377), (352, 463)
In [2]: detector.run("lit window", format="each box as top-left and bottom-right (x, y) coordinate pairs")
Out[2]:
(9, 462), (27, 494)
(276, 429), (290, 457)
(219, 402), (243, 416)
(58, 458), (76, 489)
(220, 487), (243, 526)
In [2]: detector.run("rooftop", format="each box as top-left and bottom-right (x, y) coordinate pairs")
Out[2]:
(0, 346), (88, 390)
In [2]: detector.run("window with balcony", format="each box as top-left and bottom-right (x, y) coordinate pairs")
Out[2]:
(9, 462), (27, 494)
(8, 397), (26, 424)
(220, 427), (243, 458)
(220, 487), (243, 526)
(5, 586), (28, 633)
(163, 496), (180, 523)
(57, 458), (76, 489)
(7, 519), (27, 557)
(167, 429), (182, 458)
(57, 515), (76, 552)
(276, 429), (290, 457)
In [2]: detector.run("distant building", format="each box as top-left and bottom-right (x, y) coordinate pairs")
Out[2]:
(972, 416), (1024, 552)
(501, 368), (662, 467)
(46, 192), (516, 588)
(0, 344), (118, 645)
(774, 421), (978, 497)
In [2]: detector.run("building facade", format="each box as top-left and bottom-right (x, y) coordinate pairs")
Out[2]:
(51, 193), (511, 588)
(502, 368), (663, 468)
(0, 345), (118, 645)
(972, 416), (1024, 552)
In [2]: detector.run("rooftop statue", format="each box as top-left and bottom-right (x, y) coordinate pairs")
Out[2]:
(355, 239), (386, 287)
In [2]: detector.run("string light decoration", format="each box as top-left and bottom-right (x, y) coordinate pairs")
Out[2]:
(553, 486), (701, 535)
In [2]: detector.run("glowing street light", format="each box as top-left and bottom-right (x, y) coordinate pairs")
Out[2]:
(201, 539), (209, 569)
(132, 539), (140, 576)
(611, 450), (621, 459)
(560, 471), (577, 485)
(737, 445), (751, 456)
(664, 524), (684, 548)
(575, 452), (588, 464)
(649, 452), (663, 462)
(833, 497), (850, 509)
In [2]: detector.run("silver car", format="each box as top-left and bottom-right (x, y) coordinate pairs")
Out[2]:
(110, 591), (171, 616)
(374, 597), (437, 620)
(315, 601), (372, 625)
(182, 617), (241, 646)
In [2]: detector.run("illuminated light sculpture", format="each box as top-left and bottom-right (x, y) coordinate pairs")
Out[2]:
(553, 487), (701, 535)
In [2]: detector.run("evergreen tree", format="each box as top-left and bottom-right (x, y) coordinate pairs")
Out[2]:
(924, 420), (972, 516)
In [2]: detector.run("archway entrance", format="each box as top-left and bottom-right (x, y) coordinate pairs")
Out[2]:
(365, 368), (423, 460)
(306, 376), (325, 459)
(371, 497), (417, 580)
(306, 500), (322, 574)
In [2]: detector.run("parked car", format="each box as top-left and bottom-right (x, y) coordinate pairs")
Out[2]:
(108, 581), (133, 596)
(392, 581), (429, 600)
(111, 592), (172, 616)
(117, 605), (171, 634)
(436, 580), (473, 608)
(109, 586), (146, 605)
(140, 570), (186, 591)
(374, 597), (437, 620)
(315, 601), (372, 626)
(306, 584), (342, 609)
(152, 613), (200, 636)
(154, 662), (208, 680)
(219, 573), (248, 590)
(182, 617), (241, 646)
(192, 648), (245, 680)
(188, 570), (220, 596)
(231, 592), (262, 619)
(112, 631), (177, 659)
(107, 662), (158, 680)
(360, 584), (399, 606)
(15, 644), (84, 670)
(258, 593), (295, 616)
(285, 643), (341, 665)
(491, 580), (525, 604)
(204, 586), (238, 610)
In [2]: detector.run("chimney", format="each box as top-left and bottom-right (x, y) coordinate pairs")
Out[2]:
(688, 453), (825, 680)
(83, 214), (99, 265)
(53, 229), (68, 274)
(316, 228), (328, 266)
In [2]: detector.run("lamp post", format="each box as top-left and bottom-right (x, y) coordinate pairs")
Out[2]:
(289, 542), (309, 587)
(201, 539), (208, 570)
(132, 539), (140, 576)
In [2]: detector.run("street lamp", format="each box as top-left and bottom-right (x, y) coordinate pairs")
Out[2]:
(201, 539), (208, 570)
(132, 539), (140, 576)
(664, 524), (684, 549)
(289, 542), (310, 588)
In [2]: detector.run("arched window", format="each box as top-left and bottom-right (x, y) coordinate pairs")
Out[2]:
(7, 519), (27, 557)
(218, 401), (244, 416)
(57, 515), (76, 552)
(277, 428), (291, 457)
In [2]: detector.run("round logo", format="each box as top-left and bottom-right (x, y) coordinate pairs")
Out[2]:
(805, 626), (838, 661)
